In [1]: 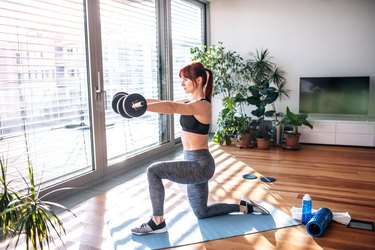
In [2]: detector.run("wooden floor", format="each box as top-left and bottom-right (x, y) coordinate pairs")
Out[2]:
(2, 143), (375, 249)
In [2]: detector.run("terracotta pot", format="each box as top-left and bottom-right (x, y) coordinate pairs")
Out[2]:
(256, 138), (271, 150)
(284, 133), (301, 148)
(236, 132), (252, 149)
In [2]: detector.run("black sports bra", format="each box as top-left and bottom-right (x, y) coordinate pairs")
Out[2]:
(179, 99), (210, 135)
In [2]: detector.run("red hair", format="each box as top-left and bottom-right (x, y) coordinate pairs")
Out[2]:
(179, 62), (213, 103)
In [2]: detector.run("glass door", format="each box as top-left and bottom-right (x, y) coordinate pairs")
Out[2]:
(170, 0), (206, 139)
(0, 0), (209, 190)
(0, 0), (93, 189)
(99, 0), (166, 165)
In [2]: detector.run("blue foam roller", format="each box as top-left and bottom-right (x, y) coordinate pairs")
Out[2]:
(306, 207), (333, 237)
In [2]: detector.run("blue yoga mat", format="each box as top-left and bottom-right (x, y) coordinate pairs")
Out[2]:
(107, 200), (300, 250)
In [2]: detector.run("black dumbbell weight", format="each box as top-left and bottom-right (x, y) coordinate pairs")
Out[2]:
(112, 92), (132, 118)
(112, 92), (127, 114)
(122, 93), (147, 118)
(118, 95), (133, 118)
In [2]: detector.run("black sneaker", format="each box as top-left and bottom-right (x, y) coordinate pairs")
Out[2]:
(240, 196), (270, 215)
(131, 218), (168, 235)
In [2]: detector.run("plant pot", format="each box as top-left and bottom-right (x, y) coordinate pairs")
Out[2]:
(284, 133), (301, 148)
(256, 138), (271, 150)
(236, 132), (253, 149)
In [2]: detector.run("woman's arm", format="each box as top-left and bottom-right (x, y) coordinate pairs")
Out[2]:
(146, 99), (161, 104)
(147, 100), (210, 117)
(146, 98), (188, 104)
(146, 101), (184, 114)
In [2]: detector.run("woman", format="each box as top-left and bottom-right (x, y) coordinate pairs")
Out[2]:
(131, 62), (269, 235)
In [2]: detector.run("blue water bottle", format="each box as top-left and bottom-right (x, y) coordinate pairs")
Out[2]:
(302, 194), (312, 224)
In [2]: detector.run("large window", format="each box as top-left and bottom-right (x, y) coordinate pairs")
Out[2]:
(100, 0), (164, 165)
(0, 0), (207, 190)
(171, 0), (206, 139)
(0, 0), (91, 189)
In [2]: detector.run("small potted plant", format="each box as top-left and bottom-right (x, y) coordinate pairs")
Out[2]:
(213, 97), (238, 145)
(278, 107), (313, 148)
(254, 121), (273, 150)
(213, 94), (252, 146)
(233, 114), (252, 148)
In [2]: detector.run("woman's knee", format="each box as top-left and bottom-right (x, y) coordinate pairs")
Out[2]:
(147, 162), (161, 173)
(190, 201), (209, 219)
(193, 209), (208, 219)
(147, 163), (156, 180)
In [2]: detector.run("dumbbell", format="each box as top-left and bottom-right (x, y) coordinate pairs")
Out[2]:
(112, 92), (147, 118)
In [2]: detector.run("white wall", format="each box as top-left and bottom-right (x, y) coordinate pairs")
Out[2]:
(209, 0), (375, 131)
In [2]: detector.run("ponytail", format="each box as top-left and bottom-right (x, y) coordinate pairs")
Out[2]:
(204, 68), (213, 103)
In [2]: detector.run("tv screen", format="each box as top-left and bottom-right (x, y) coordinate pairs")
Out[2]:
(299, 76), (370, 116)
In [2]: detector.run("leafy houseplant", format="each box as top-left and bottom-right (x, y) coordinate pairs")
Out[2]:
(246, 83), (279, 149)
(0, 156), (20, 238)
(213, 94), (252, 146)
(243, 49), (290, 148)
(233, 115), (252, 137)
(212, 96), (242, 144)
(190, 42), (246, 98)
(192, 42), (251, 145)
(278, 107), (313, 148)
(233, 113), (252, 148)
(213, 97), (237, 145)
(1, 161), (76, 249)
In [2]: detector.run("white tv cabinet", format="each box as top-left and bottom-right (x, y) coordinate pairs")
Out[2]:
(299, 117), (375, 147)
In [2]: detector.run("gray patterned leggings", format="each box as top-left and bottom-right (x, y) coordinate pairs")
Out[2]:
(147, 149), (240, 219)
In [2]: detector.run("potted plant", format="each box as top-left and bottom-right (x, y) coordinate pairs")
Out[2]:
(278, 107), (313, 148)
(191, 42), (250, 145)
(243, 49), (290, 149)
(213, 96), (238, 145)
(213, 95), (252, 146)
(233, 114), (252, 148)
(0, 155), (20, 239)
(255, 126), (273, 149)
(1, 160), (77, 249)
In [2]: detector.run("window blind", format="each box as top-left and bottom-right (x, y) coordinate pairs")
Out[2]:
(0, 0), (208, 191)
(0, 0), (92, 190)
(100, 0), (162, 164)
(171, 0), (205, 138)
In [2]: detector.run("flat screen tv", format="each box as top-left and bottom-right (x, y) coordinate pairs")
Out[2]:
(299, 76), (370, 116)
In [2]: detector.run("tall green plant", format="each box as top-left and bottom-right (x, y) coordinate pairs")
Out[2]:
(3, 162), (76, 250)
(190, 42), (245, 97)
(245, 49), (290, 100)
(0, 155), (20, 238)
(244, 49), (290, 139)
